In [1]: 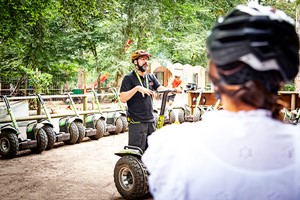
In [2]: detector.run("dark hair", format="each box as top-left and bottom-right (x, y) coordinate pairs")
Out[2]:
(210, 67), (283, 120)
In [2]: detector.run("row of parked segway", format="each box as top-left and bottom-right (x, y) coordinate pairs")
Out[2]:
(0, 90), (128, 159)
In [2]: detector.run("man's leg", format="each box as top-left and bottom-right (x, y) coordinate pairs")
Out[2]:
(128, 123), (148, 152)
(145, 122), (156, 150)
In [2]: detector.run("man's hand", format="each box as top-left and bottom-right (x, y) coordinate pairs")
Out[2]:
(137, 85), (153, 97)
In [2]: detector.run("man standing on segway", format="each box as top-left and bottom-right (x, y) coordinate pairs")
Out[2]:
(120, 50), (165, 152)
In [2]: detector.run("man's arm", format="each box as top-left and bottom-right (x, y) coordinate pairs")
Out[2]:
(120, 85), (153, 103)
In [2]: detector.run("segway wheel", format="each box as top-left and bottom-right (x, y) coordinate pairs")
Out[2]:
(177, 109), (185, 124)
(168, 110), (176, 124)
(111, 117), (123, 135)
(64, 122), (79, 145)
(120, 115), (128, 133)
(43, 126), (56, 150)
(0, 131), (19, 159)
(30, 128), (48, 154)
(75, 122), (85, 143)
(154, 113), (158, 127)
(90, 119), (105, 140)
(114, 156), (148, 200)
(193, 109), (202, 122)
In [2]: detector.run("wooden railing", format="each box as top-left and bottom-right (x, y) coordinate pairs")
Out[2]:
(0, 93), (122, 123)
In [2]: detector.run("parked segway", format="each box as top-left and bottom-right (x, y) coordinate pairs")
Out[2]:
(82, 91), (106, 140)
(282, 107), (300, 125)
(36, 94), (72, 149)
(153, 106), (176, 126)
(0, 95), (47, 159)
(197, 98), (221, 113)
(67, 93), (96, 143)
(177, 87), (206, 123)
(93, 90), (123, 136)
(57, 93), (80, 145)
(111, 88), (128, 133)
(113, 89), (176, 200)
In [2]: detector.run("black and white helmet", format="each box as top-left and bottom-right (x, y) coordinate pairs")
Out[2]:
(207, 3), (299, 83)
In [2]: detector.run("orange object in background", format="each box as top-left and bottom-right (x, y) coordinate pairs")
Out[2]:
(100, 73), (109, 83)
(93, 73), (109, 88)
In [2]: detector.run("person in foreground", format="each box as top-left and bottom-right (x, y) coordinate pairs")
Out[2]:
(142, 3), (300, 200)
(120, 50), (166, 152)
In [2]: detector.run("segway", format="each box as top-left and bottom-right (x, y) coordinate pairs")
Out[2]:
(177, 87), (206, 123)
(282, 107), (300, 125)
(111, 88), (128, 133)
(83, 92), (106, 140)
(113, 89), (176, 200)
(36, 94), (72, 149)
(57, 93), (80, 145)
(0, 95), (47, 159)
(67, 93), (97, 143)
(92, 90), (123, 136)
(153, 101), (176, 126)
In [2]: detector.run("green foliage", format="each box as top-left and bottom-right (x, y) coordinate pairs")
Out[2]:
(259, 0), (296, 18)
(0, 0), (297, 94)
(282, 83), (295, 91)
(20, 67), (52, 93)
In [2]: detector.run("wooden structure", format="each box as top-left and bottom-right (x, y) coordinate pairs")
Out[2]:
(187, 91), (219, 114)
(185, 90), (299, 113)
(278, 91), (300, 110)
(149, 60), (207, 88)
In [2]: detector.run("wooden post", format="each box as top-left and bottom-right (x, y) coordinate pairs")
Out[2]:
(83, 71), (87, 94)
(294, 5), (300, 92)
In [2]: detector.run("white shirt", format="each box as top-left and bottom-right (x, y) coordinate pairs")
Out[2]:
(142, 109), (300, 200)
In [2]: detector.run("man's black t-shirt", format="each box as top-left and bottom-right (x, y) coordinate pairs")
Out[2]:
(120, 71), (161, 122)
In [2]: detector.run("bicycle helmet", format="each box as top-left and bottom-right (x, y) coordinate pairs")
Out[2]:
(131, 50), (151, 63)
(206, 3), (299, 83)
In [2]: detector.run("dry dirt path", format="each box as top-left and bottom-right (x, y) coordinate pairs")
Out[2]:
(0, 132), (148, 200)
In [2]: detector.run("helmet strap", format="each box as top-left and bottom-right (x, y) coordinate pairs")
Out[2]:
(134, 59), (147, 72)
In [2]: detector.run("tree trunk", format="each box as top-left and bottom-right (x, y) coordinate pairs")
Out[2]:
(77, 68), (83, 89)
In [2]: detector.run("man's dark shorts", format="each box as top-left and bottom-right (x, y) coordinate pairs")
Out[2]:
(128, 122), (156, 152)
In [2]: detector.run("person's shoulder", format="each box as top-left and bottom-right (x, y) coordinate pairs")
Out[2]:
(123, 71), (135, 80)
(147, 73), (157, 79)
(126, 71), (135, 77)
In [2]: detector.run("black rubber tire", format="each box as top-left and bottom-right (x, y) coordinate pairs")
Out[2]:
(120, 115), (128, 133)
(89, 119), (105, 140)
(43, 126), (56, 150)
(30, 128), (48, 154)
(0, 131), (19, 159)
(177, 109), (185, 124)
(114, 156), (148, 200)
(111, 117), (123, 135)
(64, 122), (79, 145)
(75, 122), (85, 143)
(168, 110), (176, 124)
(193, 109), (201, 122)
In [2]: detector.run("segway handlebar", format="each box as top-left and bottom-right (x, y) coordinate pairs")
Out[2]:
(155, 89), (177, 119)
(184, 87), (202, 93)
(3, 95), (10, 109)
(36, 94), (45, 104)
(156, 89), (177, 94)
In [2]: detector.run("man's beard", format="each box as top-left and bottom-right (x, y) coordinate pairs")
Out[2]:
(137, 63), (148, 72)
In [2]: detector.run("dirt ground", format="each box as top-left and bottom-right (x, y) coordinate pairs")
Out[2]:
(0, 132), (151, 200)
(0, 93), (188, 200)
